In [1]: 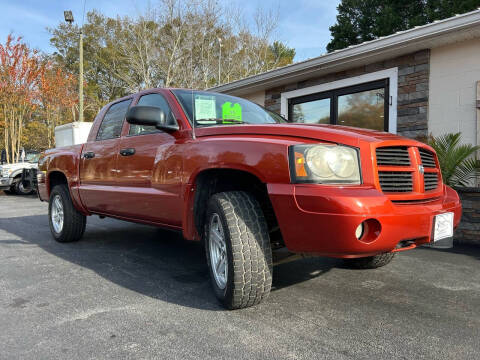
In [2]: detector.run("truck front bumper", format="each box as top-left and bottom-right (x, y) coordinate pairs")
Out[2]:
(267, 184), (462, 258)
(0, 177), (13, 190)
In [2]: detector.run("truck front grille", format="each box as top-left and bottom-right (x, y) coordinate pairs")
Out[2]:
(424, 172), (438, 191)
(376, 147), (410, 166)
(419, 148), (436, 168)
(375, 146), (441, 196)
(378, 172), (413, 192)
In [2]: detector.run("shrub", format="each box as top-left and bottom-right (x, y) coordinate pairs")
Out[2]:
(428, 133), (480, 187)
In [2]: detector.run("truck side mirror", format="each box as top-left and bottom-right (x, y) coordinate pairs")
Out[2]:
(126, 106), (179, 132)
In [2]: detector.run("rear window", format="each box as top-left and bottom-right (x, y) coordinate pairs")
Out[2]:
(96, 99), (132, 140)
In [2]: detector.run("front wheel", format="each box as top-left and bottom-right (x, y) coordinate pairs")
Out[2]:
(205, 191), (273, 309)
(343, 253), (395, 269)
(48, 184), (86, 242)
(14, 178), (34, 195)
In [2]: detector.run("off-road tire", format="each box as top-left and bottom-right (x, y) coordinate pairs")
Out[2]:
(49, 184), (86, 243)
(205, 191), (273, 309)
(343, 253), (395, 269)
(14, 177), (34, 195)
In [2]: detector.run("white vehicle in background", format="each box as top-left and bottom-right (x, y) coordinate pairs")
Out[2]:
(0, 122), (92, 196)
(0, 153), (39, 195)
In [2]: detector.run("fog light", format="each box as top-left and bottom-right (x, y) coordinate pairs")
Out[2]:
(355, 222), (364, 239)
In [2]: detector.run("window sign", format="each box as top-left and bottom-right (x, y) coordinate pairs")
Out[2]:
(195, 95), (217, 120)
(222, 102), (242, 122)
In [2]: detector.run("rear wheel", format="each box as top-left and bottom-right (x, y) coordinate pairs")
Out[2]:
(48, 184), (86, 243)
(205, 191), (272, 309)
(343, 253), (395, 269)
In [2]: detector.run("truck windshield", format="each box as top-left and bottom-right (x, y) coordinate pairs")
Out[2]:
(26, 153), (40, 163)
(172, 89), (286, 126)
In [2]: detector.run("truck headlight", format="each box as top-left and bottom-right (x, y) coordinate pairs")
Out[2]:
(289, 144), (361, 184)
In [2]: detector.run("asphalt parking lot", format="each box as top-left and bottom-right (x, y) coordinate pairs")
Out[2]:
(0, 195), (479, 359)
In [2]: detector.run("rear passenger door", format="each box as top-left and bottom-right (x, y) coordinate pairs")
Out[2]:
(114, 93), (183, 226)
(79, 98), (132, 214)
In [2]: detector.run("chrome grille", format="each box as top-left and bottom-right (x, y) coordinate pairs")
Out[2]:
(378, 172), (413, 192)
(419, 148), (436, 168)
(424, 172), (438, 191)
(376, 147), (410, 166)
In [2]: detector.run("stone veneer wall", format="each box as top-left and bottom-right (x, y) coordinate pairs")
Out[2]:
(264, 49), (430, 139)
(454, 187), (480, 245)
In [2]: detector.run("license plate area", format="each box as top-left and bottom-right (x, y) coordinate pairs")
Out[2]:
(433, 212), (454, 242)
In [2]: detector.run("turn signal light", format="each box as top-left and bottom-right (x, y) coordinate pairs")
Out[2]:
(294, 151), (307, 177)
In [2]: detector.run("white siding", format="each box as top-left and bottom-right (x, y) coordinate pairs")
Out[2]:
(240, 90), (265, 106)
(429, 38), (480, 145)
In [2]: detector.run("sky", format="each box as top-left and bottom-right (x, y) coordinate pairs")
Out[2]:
(0, 0), (341, 62)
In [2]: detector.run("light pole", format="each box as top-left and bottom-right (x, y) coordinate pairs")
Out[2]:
(218, 37), (222, 86)
(64, 10), (84, 122)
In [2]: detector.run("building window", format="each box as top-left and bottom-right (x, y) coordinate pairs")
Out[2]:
(288, 79), (389, 131)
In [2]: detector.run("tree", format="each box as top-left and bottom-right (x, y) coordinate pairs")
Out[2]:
(38, 64), (78, 148)
(48, 0), (295, 107)
(0, 34), (44, 163)
(268, 41), (296, 68)
(49, 11), (128, 119)
(327, 0), (480, 52)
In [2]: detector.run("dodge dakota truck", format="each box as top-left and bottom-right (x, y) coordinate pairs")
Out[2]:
(37, 88), (462, 309)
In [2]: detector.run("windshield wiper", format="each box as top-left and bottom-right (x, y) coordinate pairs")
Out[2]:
(195, 118), (244, 125)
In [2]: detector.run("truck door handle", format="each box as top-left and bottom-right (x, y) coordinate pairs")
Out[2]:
(119, 148), (136, 156)
(83, 152), (95, 159)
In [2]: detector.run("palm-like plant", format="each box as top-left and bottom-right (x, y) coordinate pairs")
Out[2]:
(428, 133), (480, 187)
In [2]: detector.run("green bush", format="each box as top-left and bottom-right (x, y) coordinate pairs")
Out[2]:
(428, 133), (480, 187)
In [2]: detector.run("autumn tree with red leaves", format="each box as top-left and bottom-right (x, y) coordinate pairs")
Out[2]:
(0, 35), (78, 160)
(38, 64), (78, 148)
(0, 34), (44, 163)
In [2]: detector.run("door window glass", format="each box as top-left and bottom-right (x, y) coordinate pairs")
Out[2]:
(96, 99), (132, 140)
(129, 93), (175, 136)
(338, 88), (385, 130)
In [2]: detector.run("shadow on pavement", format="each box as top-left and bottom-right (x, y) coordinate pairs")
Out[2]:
(0, 214), (336, 310)
(421, 243), (480, 261)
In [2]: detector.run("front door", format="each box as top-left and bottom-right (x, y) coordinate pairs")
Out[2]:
(79, 98), (132, 213)
(114, 92), (184, 226)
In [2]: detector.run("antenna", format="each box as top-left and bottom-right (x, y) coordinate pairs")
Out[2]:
(191, 89), (196, 139)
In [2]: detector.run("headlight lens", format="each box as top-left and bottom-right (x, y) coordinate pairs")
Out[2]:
(290, 144), (361, 184)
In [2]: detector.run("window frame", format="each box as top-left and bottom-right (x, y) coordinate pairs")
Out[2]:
(288, 79), (389, 131)
(126, 92), (176, 137)
(96, 98), (133, 141)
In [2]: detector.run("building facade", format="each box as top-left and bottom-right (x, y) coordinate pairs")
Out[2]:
(212, 10), (480, 147)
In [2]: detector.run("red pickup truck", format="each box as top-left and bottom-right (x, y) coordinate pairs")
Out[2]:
(37, 88), (462, 309)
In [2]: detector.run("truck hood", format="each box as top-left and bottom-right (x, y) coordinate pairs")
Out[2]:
(0, 162), (38, 171)
(194, 123), (417, 146)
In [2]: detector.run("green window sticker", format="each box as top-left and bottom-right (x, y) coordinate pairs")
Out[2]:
(222, 102), (242, 122)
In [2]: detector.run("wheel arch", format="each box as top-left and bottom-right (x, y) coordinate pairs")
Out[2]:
(10, 170), (23, 179)
(48, 171), (69, 196)
(185, 168), (281, 246)
(47, 170), (89, 215)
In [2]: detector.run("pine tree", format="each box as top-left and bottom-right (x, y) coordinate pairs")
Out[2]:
(327, 0), (480, 52)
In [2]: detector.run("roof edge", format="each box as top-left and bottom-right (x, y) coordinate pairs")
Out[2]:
(211, 8), (480, 93)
